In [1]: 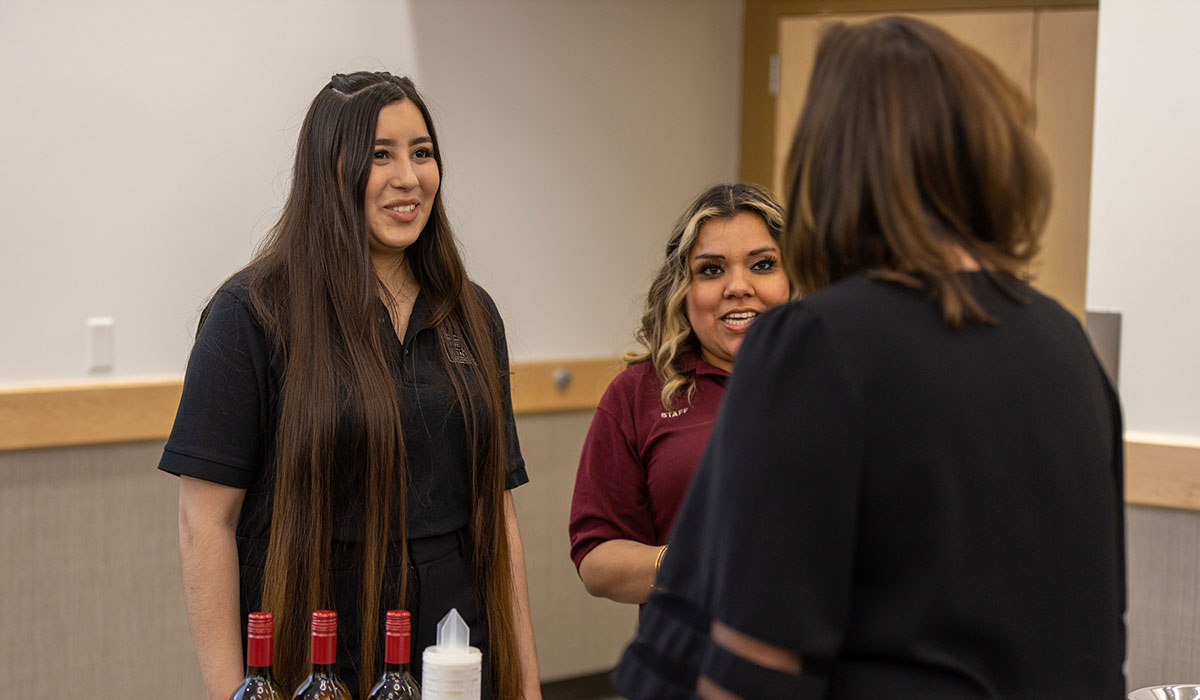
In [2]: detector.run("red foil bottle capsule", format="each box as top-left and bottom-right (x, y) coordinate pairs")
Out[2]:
(229, 612), (285, 700)
(367, 610), (421, 699)
(292, 610), (351, 699)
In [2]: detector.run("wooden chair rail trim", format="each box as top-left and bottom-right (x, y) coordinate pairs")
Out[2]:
(0, 357), (623, 453)
(3, 370), (1198, 513)
(1125, 436), (1200, 512)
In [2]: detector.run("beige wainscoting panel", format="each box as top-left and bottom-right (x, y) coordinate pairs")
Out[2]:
(1126, 504), (1200, 689)
(2, 389), (1198, 697)
(512, 411), (639, 681)
(0, 440), (202, 699)
(0, 409), (628, 696)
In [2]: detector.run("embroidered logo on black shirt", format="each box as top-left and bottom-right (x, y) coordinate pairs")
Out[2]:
(444, 332), (475, 365)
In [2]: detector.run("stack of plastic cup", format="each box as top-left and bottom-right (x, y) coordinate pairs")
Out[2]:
(421, 608), (482, 700)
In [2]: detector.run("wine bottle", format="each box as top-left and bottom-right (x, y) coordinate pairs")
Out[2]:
(367, 610), (421, 699)
(230, 612), (286, 700)
(292, 610), (352, 700)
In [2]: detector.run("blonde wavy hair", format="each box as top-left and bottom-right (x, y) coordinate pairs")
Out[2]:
(624, 183), (788, 411)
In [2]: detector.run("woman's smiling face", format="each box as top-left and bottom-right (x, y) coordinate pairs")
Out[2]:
(363, 99), (441, 266)
(684, 211), (790, 372)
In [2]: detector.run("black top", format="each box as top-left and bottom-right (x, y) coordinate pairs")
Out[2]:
(158, 272), (526, 697)
(612, 272), (1126, 700)
(158, 270), (527, 543)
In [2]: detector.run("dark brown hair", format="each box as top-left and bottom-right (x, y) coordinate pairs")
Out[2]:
(624, 183), (789, 410)
(783, 17), (1051, 326)
(240, 72), (519, 697)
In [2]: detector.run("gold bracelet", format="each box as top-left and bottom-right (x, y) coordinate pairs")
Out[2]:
(652, 545), (672, 595)
(654, 544), (669, 576)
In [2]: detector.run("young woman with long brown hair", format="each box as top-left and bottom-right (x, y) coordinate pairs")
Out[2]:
(612, 17), (1124, 700)
(159, 72), (540, 700)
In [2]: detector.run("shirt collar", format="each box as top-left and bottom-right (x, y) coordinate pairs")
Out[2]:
(374, 289), (433, 345)
(402, 290), (432, 345)
(678, 353), (729, 378)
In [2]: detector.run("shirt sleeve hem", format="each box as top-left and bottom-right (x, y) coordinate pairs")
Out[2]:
(157, 447), (257, 489)
(504, 463), (529, 489)
(570, 539), (602, 572)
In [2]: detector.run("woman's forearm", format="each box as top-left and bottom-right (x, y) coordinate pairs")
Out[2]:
(577, 539), (665, 605)
(504, 491), (543, 699)
(179, 476), (246, 700)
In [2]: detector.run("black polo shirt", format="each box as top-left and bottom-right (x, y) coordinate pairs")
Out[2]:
(158, 270), (528, 545)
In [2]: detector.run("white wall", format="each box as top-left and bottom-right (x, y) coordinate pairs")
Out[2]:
(1088, 0), (1200, 440)
(0, 0), (742, 385)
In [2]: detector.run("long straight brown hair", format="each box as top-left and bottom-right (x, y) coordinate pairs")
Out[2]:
(240, 72), (519, 697)
(784, 17), (1051, 326)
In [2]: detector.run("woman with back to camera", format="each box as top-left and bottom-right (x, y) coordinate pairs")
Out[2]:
(612, 17), (1125, 700)
(158, 72), (540, 700)
(569, 183), (791, 607)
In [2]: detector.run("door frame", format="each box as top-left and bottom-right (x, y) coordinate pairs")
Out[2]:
(739, 0), (1098, 188)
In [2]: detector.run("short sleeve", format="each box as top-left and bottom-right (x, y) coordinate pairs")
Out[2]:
(500, 348), (529, 490)
(474, 284), (528, 489)
(157, 289), (273, 488)
(568, 385), (656, 569)
(612, 303), (866, 699)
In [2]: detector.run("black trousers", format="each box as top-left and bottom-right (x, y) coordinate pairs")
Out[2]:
(401, 529), (491, 697)
(238, 528), (491, 700)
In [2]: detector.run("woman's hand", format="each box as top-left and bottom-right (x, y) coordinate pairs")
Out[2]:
(577, 539), (666, 605)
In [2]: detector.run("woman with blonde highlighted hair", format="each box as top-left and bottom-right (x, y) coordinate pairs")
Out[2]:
(568, 183), (791, 607)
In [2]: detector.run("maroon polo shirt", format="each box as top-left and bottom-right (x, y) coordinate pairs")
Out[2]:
(569, 356), (729, 570)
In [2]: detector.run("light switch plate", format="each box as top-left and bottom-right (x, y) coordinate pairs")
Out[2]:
(86, 317), (115, 373)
